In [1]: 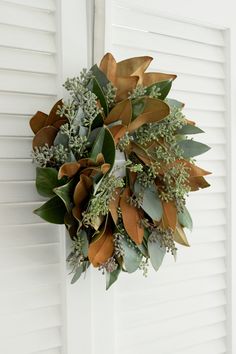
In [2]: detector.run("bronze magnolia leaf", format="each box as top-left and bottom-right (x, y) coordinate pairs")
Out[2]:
(30, 111), (48, 134)
(32, 126), (58, 148)
(174, 223), (190, 247)
(105, 99), (132, 125)
(120, 187), (144, 245)
(162, 201), (177, 231)
(88, 224), (114, 267)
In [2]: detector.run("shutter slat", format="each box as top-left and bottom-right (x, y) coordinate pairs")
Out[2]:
(174, 338), (226, 354)
(0, 70), (57, 95)
(0, 114), (32, 137)
(0, 159), (35, 180)
(187, 193), (225, 210)
(0, 202), (47, 225)
(0, 224), (59, 247)
(112, 2), (224, 46)
(172, 75), (225, 95)
(0, 264), (60, 292)
(3, 0), (56, 12)
(0, 23), (55, 53)
(0, 137), (32, 159)
(0, 181), (44, 202)
(0, 92), (55, 115)
(0, 2), (55, 32)
(0, 47), (56, 74)
(111, 26), (224, 63)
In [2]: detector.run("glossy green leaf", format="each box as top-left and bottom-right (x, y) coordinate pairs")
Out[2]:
(34, 196), (66, 224)
(176, 124), (204, 135)
(53, 178), (76, 212)
(90, 64), (109, 89)
(88, 77), (108, 116)
(148, 235), (166, 271)
(178, 205), (193, 231)
(146, 80), (172, 100)
(134, 182), (163, 222)
(121, 235), (142, 273)
(90, 127), (115, 167)
(177, 139), (210, 158)
(36, 167), (65, 198)
(106, 266), (121, 290)
(165, 98), (184, 110)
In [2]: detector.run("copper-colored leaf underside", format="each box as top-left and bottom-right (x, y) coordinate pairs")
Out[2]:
(174, 223), (190, 246)
(73, 174), (93, 206)
(30, 111), (48, 134)
(88, 225), (114, 267)
(120, 187), (144, 245)
(105, 99), (132, 125)
(116, 56), (153, 77)
(140, 72), (177, 86)
(162, 201), (177, 231)
(109, 125), (127, 145)
(109, 188), (121, 224)
(32, 126), (58, 148)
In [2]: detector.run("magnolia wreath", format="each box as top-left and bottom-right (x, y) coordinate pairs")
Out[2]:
(30, 53), (211, 289)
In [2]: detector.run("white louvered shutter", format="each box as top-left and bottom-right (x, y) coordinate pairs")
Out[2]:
(97, 1), (230, 353)
(0, 1), (66, 353)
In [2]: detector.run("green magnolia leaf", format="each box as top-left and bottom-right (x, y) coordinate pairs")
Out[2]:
(90, 64), (109, 89)
(90, 127), (115, 167)
(34, 195), (66, 224)
(53, 178), (76, 212)
(176, 124), (204, 135)
(106, 266), (121, 290)
(134, 182), (163, 222)
(177, 139), (210, 158)
(77, 229), (89, 257)
(88, 77), (108, 116)
(121, 235), (142, 273)
(146, 80), (173, 100)
(71, 265), (83, 284)
(178, 205), (193, 231)
(132, 97), (146, 119)
(36, 167), (66, 198)
(148, 236), (166, 271)
(165, 98), (184, 110)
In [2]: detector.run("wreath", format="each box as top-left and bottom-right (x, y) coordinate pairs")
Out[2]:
(30, 53), (211, 289)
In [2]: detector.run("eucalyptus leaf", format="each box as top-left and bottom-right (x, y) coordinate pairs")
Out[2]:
(146, 80), (172, 100)
(36, 167), (65, 198)
(106, 266), (121, 290)
(148, 236), (166, 271)
(77, 229), (89, 257)
(71, 265), (83, 284)
(134, 182), (163, 222)
(178, 205), (193, 231)
(177, 139), (210, 158)
(53, 178), (76, 212)
(54, 130), (69, 147)
(121, 235), (142, 273)
(34, 195), (66, 224)
(132, 97), (146, 119)
(176, 124), (204, 135)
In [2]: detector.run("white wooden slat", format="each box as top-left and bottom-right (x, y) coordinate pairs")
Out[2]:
(0, 224), (59, 247)
(0, 243), (60, 269)
(0, 265), (60, 292)
(191, 209), (226, 227)
(0, 2), (56, 32)
(171, 90), (225, 111)
(0, 137), (32, 159)
(183, 110), (225, 128)
(0, 23), (56, 53)
(111, 44), (225, 79)
(112, 3), (225, 46)
(187, 193), (225, 210)
(118, 307), (226, 348)
(0, 306), (61, 338)
(0, 92), (55, 115)
(118, 290), (226, 329)
(197, 160), (226, 177)
(193, 127), (225, 144)
(197, 176), (225, 194)
(187, 225), (226, 244)
(118, 274), (226, 308)
(174, 338), (226, 354)
(119, 322), (226, 354)
(111, 26), (225, 63)
(3, 0), (56, 12)
(0, 47), (57, 74)
(0, 159), (35, 180)
(172, 75), (225, 95)
(0, 202), (46, 224)
(0, 70), (57, 95)
(33, 349), (61, 354)
(199, 145), (225, 161)
(0, 181), (44, 202)
(0, 327), (62, 354)
(0, 114), (32, 136)
(0, 285), (61, 315)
